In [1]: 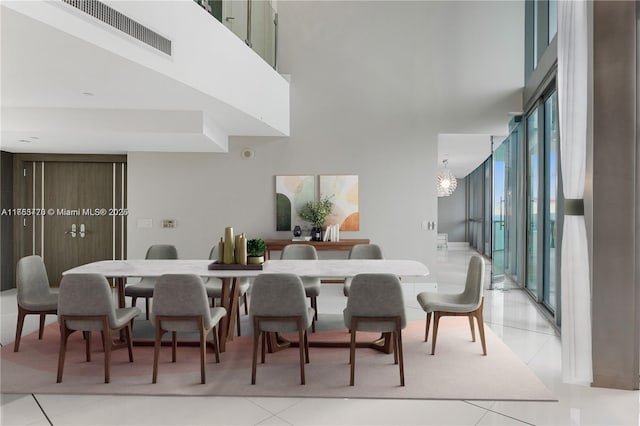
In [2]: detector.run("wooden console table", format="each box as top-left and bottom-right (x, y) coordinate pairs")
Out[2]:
(264, 238), (370, 260)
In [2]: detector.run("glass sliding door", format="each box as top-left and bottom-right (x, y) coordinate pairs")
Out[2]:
(491, 138), (507, 286)
(504, 117), (523, 284)
(526, 108), (541, 298)
(543, 91), (559, 312)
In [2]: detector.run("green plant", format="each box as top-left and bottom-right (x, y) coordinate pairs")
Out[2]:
(298, 196), (334, 227)
(247, 238), (266, 257)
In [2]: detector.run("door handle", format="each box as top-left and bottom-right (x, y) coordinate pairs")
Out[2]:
(225, 16), (235, 21)
(80, 223), (86, 238)
(65, 224), (77, 238)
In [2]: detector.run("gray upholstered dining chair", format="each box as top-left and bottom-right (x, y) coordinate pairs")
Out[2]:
(416, 254), (487, 355)
(343, 244), (384, 297)
(250, 273), (314, 385)
(280, 244), (320, 332)
(344, 273), (406, 386)
(151, 274), (226, 384)
(204, 246), (250, 336)
(14, 255), (58, 352)
(125, 244), (178, 320)
(57, 273), (141, 383)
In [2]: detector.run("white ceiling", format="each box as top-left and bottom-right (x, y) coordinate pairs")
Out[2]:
(1, 0), (524, 171)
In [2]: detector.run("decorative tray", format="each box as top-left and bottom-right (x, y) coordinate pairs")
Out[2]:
(208, 262), (263, 270)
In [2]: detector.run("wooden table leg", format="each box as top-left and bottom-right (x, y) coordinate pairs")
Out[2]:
(218, 277), (239, 352)
(116, 277), (126, 308)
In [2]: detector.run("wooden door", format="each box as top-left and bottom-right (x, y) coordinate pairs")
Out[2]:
(15, 156), (126, 287)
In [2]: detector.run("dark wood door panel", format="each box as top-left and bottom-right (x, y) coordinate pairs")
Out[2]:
(15, 159), (127, 287)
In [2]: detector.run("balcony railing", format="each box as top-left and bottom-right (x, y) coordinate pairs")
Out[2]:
(195, 0), (277, 69)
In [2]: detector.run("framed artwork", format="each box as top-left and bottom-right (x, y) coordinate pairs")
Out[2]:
(275, 175), (315, 231)
(320, 175), (359, 231)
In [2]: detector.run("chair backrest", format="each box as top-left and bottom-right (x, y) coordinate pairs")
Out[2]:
(250, 273), (308, 318)
(152, 274), (212, 328)
(280, 244), (318, 260)
(344, 273), (406, 328)
(348, 244), (383, 260)
(208, 246), (217, 260)
(461, 255), (485, 307)
(58, 273), (116, 330)
(146, 245), (178, 260)
(16, 255), (52, 304)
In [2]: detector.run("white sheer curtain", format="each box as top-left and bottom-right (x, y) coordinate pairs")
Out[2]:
(558, 0), (592, 384)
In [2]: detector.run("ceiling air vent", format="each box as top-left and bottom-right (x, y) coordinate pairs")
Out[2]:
(62, 0), (172, 55)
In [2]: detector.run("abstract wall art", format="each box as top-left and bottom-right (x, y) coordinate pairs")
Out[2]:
(320, 175), (359, 231)
(275, 175), (315, 231)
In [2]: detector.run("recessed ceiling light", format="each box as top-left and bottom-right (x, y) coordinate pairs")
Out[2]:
(29, 136), (39, 140)
(82, 92), (95, 96)
(18, 139), (32, 143)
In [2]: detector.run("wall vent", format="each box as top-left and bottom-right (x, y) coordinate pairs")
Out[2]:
(62, 0), (172, 55)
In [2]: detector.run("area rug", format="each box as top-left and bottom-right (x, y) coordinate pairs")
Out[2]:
(1, 318), (555, 401)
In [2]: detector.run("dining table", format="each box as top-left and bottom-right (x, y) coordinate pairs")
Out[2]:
(63, 258), (429, 353)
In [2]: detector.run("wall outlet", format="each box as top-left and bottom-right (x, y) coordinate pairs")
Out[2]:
(162, 219), (176, 228)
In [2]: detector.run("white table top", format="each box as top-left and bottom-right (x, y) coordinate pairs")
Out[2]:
(63, 259), (429, 278)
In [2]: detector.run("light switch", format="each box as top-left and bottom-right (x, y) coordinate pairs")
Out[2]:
(422, 220), (429, 231)
(137, 218), (153, 228)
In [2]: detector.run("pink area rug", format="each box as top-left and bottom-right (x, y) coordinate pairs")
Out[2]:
(1, 318), (555, 401)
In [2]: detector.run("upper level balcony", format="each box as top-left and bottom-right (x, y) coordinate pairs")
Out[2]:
(1, 0), (290, 154)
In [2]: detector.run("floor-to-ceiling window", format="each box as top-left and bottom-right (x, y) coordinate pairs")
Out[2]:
(543, 90), (559, 312)
(526, 108), (540, 296)
(524, 87), (560, 319)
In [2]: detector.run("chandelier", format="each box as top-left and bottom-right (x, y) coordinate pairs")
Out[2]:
(436, 159), (457, 197)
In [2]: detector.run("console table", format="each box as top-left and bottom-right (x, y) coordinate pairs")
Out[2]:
(264, 238), (370, 260)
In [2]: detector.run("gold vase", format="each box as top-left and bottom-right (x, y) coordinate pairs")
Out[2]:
(223, 227), (235, 264)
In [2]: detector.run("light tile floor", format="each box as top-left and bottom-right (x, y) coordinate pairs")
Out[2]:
(1, 248), (638, 426)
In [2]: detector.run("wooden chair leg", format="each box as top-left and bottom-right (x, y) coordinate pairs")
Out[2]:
(476, 308), (487, 356)
(297, 322), (306, 385)
(261, 331), (266, 364)
(38, 314), (46, 340)
(145, 298), (150, 321)
(199, 325), (206, 384)
(103, 326), (112, 384)
(56, 324), (72, 383)
(152, 321), (163, 384)
(236, 302), (242, 336)
(393, 331), (398, 365)
(310, 297), (317, 333)
(14, 307), (26, 352)
(304, 329), (310, 363)
(251, 319), (260, 385)
(397, 323), (405, 387)
(349, 318), (357, 386)
(431, 312), (441, 355)
(125, 322), (134, 362)
(243, 293), (249, 315)
(424, 312), (432, 342)
(212, 325), (220, 363)
(468, 314), (476, 342)
(85, 331), (92, 362)
(171, 331), (177, 362)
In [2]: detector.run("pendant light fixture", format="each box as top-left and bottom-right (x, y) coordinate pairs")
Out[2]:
(436, 159), (457, 197)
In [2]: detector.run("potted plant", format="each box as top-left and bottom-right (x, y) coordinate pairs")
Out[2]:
(298, 196), (334, 241)
(247, 238), (266, 264)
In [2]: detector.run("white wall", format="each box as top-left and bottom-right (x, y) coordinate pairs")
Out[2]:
(126, 1), (525, 282)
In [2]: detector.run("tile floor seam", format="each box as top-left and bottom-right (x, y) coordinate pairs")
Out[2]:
(483, 320), (558, 337)
(246, 397), (305, 417)
(31, 394), (53, 426)
(254, 414), (293, 426)
(464, 401), (536, 426)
